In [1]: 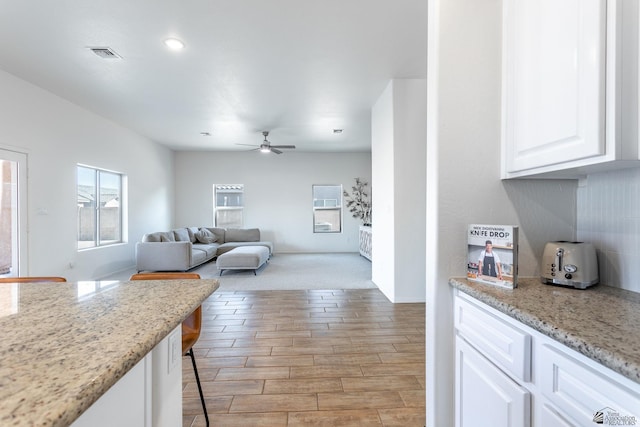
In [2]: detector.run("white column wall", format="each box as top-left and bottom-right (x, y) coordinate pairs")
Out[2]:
(371, 83), (396, 299)
(371, 79), (427, 303)
(393, 79), (427, 303)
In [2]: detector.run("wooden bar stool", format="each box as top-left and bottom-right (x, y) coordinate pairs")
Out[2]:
(0, 277), (66, 282)
(129, 272), (209, 426)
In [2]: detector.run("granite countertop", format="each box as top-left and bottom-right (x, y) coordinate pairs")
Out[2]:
(0, 279), (219, 427)
(450, 277), (640, 384)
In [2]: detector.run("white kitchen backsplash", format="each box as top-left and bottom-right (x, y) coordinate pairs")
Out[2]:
(577, 167), (640, 293)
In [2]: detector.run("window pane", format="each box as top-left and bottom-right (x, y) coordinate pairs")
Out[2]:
(314, 208), (341, 232)
(313, 185), (342, 233)
(99, 171), (121, 245)
(214, 184), (244, 228)
(77, 166), (96, 249)
(77, 165), (125, 250)
(215, 209), (243, 229)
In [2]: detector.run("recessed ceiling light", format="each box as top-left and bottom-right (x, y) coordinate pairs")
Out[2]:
(164, 38), (185, 50)
(333, 129), (343, 134)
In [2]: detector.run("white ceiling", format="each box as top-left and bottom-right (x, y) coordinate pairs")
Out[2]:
(0, 1), (427, 152)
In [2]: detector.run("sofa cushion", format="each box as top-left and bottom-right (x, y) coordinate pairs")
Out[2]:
(192, 243), (219, 257)
(195, 228), (218, 244)
(142, 232), (163, 242)
(204, 227), (226, 243)
(173, 228), (191, 242)
(143, 231), (177, 242)
(160, 232), (176, 242)
(218, 241), (273, 255)
(191, 248), (208, 265)
(187, 227), (200, 243)
(225, 228), (260, 242)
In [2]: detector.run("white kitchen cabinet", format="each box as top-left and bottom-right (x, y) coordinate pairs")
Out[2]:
(539, 402), (575, 427)
(454, 292), (640, 427)
(456, 336), (531, 427)
(71, 355), (149, 427)
(501, 0), (640, 179)
(454, 294), (531, 382)
(539, 343), (640, 425)
(72, 326), (182, 427)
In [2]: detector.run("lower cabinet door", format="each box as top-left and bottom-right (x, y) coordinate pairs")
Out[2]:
(539, 401), (575, 427)
(71, 356), (149, 427)
(71, 326), (182, 427)
(456, 336), (531, 427)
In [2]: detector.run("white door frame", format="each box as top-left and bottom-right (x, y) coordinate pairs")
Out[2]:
(0, 148), (28, 276)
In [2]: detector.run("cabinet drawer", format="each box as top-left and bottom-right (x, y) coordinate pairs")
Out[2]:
(454, 295), (531, 382)
(540, 344), (640, 425)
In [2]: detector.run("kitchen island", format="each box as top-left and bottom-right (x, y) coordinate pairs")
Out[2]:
(0, 278), (219, 427)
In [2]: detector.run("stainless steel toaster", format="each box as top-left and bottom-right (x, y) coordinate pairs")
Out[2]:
(540, 241), (599, 289)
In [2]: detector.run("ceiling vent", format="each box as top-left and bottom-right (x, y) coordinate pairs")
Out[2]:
(88, 47), (122, 59)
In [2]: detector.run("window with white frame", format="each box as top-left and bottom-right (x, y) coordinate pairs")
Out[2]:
(313, 184), (342, 233)
(214, 184), (244, 228)
(77, 165), (125, 249)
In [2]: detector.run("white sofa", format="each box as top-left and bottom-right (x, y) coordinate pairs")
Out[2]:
(135, 227), (273, 272)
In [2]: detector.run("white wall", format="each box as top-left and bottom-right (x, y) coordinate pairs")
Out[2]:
(372, 83), (395, 298)
(578, 168), (640, 293)
(372, 79), (427, 303)
(394, 80), (427, 302)
(426, 0), (578, 425)
(0, 69), (175, 280)
(174, 151), (371, 253)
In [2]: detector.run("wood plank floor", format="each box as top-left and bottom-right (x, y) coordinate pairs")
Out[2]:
(182, 289), (426, 427)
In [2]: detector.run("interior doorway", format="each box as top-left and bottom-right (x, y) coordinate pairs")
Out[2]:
(0, 149), (27, 277)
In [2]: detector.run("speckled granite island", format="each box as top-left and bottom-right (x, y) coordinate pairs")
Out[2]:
(0, 279), (219, 427)
(450, 277), (640, 383)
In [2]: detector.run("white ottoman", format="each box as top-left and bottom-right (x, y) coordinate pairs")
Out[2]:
(216, 246), (270, 276)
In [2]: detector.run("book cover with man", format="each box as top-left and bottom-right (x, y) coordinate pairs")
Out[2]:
(467, 224), (518, 289)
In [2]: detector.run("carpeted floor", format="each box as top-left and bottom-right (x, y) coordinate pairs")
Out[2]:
(104, 253), (375, 291)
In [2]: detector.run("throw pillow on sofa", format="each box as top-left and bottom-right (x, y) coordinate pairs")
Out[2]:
(195, 228), (218, 244)
(173, 228), (191, 242)
(159, 232), (175, 242)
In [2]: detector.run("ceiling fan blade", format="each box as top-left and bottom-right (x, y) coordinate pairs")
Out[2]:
(270, 147), (283, 154)
(235, 143), (259, 147)
(270, 145), (296, 149)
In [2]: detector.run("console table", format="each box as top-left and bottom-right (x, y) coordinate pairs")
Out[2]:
(359, 225), (372, 261)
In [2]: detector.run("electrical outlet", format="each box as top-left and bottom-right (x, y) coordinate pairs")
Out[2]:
(167, 330), (180, 374)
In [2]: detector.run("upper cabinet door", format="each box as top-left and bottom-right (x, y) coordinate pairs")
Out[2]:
(502, 0), (608, 177)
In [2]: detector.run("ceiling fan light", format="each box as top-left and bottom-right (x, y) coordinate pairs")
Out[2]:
(260, 146), (271, 153)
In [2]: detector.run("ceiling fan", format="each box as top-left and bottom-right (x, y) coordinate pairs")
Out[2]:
(236, 131), (296, 154)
